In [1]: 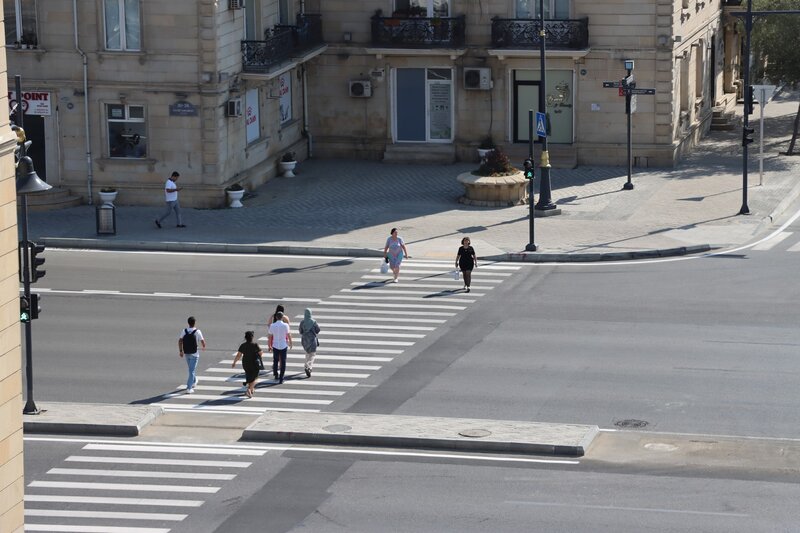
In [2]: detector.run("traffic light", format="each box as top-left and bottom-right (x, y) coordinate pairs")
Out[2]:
(30, 293), (41, 320)
(20, 296), (30, 323)
(523, 158), (534, 180)
(745, 85), (755, 116)
(30, 242), (46, 283)
(742, 126), (755, 147)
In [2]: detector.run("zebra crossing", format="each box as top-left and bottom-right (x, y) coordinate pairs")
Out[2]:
(150, 260), (520, 415)
(24, 439), (265, 532)
(749, 231), (800, 252)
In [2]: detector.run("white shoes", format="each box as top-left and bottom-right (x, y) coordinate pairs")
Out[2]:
(392, 278), (399, 283)
(186, 388), (195, 394)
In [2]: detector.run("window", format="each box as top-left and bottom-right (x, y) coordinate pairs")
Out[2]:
(516, 0), (569, 19)
(393, 0), (449, 17)
(107, 104), (147, 158)
(3, 0), (37, 46)
(104, 0), (140, 51)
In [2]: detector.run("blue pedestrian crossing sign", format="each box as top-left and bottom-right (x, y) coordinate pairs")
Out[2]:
(535, 112), (547, 138)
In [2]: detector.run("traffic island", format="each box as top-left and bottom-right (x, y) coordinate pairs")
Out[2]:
(242, 412), (599, 456)
(22, 402), (164, 436)
(456, 170), (528, 207)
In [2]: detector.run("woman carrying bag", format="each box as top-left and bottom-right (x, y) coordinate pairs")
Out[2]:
(455, 237), (477, 292)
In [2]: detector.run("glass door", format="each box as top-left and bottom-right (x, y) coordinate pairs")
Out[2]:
(427, 69), (453, 142)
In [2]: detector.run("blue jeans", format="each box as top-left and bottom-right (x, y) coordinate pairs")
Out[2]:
(272, 348), (287, 379)
(158, 200), (182, 225)
(185, 353), (199, 389)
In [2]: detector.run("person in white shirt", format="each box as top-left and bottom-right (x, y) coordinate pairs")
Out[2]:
(268, 311), (293, 384)
(155, 171), (185, 228)
(178, 316), (206, 394)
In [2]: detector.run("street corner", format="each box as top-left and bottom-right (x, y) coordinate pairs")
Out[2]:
(22, 402), (165, 437)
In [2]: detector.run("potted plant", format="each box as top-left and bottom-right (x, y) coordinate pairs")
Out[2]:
(225, 183), (245, 208)
(279, 151), (297, 177)
(98, 187), (118, 205)
(477, 136), (496, 160)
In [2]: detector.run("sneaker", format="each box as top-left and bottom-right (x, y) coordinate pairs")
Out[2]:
(154, 219), (162, 229)
(186, 388), (194, 394)
(392, 278), (398, 283)
(305, 367), (311, 378)
(177, 224), (187, 228)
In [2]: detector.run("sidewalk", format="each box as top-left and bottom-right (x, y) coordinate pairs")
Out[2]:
(29, 91), (800, 261)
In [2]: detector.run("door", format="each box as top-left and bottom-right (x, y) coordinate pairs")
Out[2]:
(396, 68), (426, 142)
(395, 68), (453, 143)
(514, 81), (539, 143)
(22, 114), (46, 180)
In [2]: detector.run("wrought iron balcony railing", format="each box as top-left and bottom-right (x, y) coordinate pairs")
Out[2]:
(371, 14), (466, 48)
(491, 18), (589, 50)
(242, 14), (324, 73)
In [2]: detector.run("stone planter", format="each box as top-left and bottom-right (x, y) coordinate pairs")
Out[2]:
(477, 148), (494, 160)
(456, 170), (528, 207)
(226, 189), (245, 208)
(98, 190), (118, 205)
(279, 160), (297, 177)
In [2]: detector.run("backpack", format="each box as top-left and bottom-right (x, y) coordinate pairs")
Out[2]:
(182, 328), (198, 354)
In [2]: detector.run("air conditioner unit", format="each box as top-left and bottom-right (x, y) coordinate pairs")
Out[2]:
(226, 98), (242, 117)
(349, 80), (372, 98)
(229, 0), (245, 9)
(464, 68), (492, 90)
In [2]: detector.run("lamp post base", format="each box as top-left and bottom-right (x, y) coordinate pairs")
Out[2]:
(23, 399), (40, 415)
(739, 205), (750, 215)
(623, 182), (634, 190)
(525, 243), (538, 252)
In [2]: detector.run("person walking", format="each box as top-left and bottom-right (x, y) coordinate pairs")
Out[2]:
(268, 311), (293, 384)
(383, 227), (410, 283)
(155, 171), (186, 228)
(178, 316), (206, 394)
(268, 304), (291, 327)
(455, 237), (477, 292)
(298, 308), (320, 378)
(232, 331), (263, 398)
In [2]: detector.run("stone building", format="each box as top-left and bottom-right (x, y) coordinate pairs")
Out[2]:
(1, 27), (24, 533)
(5, 0), (744, 208)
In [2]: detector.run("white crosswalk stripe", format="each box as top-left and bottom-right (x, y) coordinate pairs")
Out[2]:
(751, 231), (792, 251)
(25, 441), (264, 532)
(748, 231), (800, 252)
(146, 259), (518, 417)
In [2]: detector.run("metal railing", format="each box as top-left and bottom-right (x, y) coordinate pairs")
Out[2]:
(491, 17), (589, 49)
(371, 14), (466, 48)
(242, 14), (324, 73)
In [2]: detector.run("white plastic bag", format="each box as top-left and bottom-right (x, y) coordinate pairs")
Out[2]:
(451, 270), (460, 280)
(380, 261), (389, 274)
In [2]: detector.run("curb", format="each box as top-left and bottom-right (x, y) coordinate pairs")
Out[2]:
(40, 237), (712, 263)
(756, 175), (800, 235)
(241, 412), (599, 457)
(23, 402), (164, 437)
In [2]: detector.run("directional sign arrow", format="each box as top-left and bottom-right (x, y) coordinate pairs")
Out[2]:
(603, 81), (622, 88)
(628, 88), (656, 95)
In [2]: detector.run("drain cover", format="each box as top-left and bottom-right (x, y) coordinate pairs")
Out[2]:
(614, 419), (648, 429)
(322, 424), (352, 433)
(459, 429), (491, 438)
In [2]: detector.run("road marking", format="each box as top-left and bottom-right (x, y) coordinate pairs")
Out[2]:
(297, 307), (457, 317)
(312, 322), (436, 331)
(751, 231), (792, 250)
(332, 294), (476, 304)
(504, 500), (749, 517)
(351, 282), (494, 290)
(160, 403), (319, 414)
(65, 456), (252, 468)
(25, 509), (187, 521)
(301, 314), (447, 323)
(370, 268), (512, 276)
(343, 288), (484, 297)
(196, 376), (358, 387)
(317, 300), (465, 310)
(28, 480), (220, 493)
(197, 385), (344, 396)
(787, 240), (800, 252)
(361, 274), (503, 284)
(286, 354), (393, 362)
(30, 288), (320, 303)
(47, 468), (237, 480)
(25, 525), (171, 533)
(82, 443), (265, 455)
(288, 329), (425, 338)
(160, 393), (332, 405)
(24, 493), (203, 507)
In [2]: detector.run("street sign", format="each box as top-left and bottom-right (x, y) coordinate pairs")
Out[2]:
(752, 84), (776, 108)
(623, 74), (634, 86)
(535, 111), (547, 138)
(602, 81), (622, 88)
(628, 88), (656, 95)
(627, 94), (637, 114)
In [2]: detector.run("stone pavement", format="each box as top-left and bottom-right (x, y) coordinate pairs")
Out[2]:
(22, 402), (163, 436)
(28, 90), (800, 262)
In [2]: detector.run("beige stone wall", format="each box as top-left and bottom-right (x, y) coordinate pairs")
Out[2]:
(0, 23), (25, 533)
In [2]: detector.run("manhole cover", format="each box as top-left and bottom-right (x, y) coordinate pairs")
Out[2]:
(459, 429), (491, 438)
(322, 424), (352, 433)
(614, 419), (648, 429)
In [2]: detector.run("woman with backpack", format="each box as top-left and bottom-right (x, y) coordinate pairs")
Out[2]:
(298, 309), (321, 377)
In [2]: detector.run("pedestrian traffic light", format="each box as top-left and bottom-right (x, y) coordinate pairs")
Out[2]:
(523, 158), (534, 180)
(742, 126), (755, 147)
(20, 296), (30, 323)
(30, 242), (46, 283)
(745, 85), (755, 116)
(30, 293), (41, 320)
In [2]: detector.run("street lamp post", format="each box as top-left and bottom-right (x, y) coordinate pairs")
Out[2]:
(535, 0), (556, 211)
(740, 0), (754, 215)
(14, 74), (52, 415)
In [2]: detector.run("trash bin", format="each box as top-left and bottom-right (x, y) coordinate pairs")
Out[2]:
(96, 203), (116, 235)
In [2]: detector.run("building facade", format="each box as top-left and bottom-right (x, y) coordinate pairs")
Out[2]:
(1, 23), (24, 533)
(311, 0), (744, 167)
(5, 0), (744, 208)
(5, 0), (324, 207)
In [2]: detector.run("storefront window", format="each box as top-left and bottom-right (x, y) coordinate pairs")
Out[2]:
(107, 104), (147, 158)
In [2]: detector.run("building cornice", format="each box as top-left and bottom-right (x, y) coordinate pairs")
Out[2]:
(487, 49), (591, 61)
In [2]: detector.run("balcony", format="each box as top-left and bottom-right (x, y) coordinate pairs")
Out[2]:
(371, 14), (466, 48)
(242, 14), (324, 74)
(491, 18), (589, 50)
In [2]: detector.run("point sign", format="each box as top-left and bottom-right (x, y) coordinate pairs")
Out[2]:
(535, 112), (547, 138)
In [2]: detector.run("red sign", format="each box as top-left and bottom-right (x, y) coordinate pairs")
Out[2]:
(9, 91), (52, 116)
